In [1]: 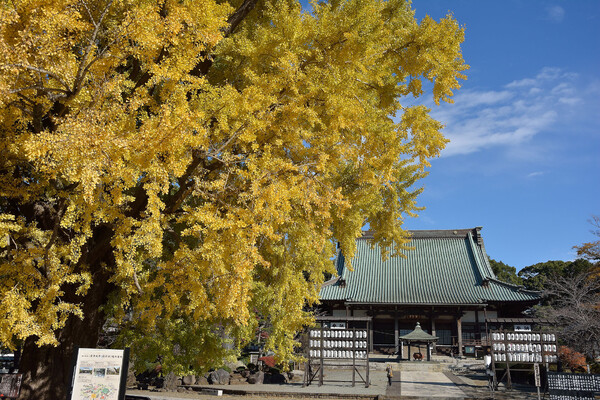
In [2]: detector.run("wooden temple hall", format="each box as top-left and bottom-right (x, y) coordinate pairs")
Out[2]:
(318, 228), (541, 357)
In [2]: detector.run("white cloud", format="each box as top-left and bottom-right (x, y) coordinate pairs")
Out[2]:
(545, 5), (565, 23)
(428, 67), (582, 157)
(505, 78), (537, 88)
(526, 171), (544, 178)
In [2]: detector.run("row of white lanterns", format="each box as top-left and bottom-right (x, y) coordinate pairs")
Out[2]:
(491, 332), (556, 342)
(493, 353), (558, 363)
(310, 330), (368, 339)
(309, 350), (368, 359)
(309, 340), (368, 349)
(493, 343), (557, 353)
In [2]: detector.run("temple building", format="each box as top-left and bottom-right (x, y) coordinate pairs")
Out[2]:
(318, 227), (541, 356)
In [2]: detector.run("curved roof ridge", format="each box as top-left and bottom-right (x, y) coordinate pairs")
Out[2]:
(467, 231), (492, 282)
(487, 277), (541, 294)
(360, 227), (483, 240)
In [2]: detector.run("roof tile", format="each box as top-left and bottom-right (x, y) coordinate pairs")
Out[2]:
(320, 228), (540, 305)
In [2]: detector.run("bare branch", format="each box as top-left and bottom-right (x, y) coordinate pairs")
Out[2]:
(133, 270), (144, 294)
(9, 63), (71, 92)
(72, 0), (113, 95)
(10, 85), (70, 98)
(80, 0), (97, 26)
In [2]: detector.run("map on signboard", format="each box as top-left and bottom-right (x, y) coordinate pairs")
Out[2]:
(79, 383), (117, 399)
(71, 349), (124, 400)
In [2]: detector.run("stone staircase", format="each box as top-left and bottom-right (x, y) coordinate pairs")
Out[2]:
(372, 354), (484, 373)
(324, 354), (484, 374)
(394, 361), (450, 372)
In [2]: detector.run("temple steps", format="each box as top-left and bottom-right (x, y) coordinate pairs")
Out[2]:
(394, 361), (450, 372)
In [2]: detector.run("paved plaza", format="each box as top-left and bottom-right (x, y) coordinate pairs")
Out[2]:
(127, 358), (541, 400)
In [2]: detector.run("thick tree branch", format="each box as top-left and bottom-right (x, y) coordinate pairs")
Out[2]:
(190, 0), (259, 77)
(43, 200), (68, 274)
(224, 0), (259, 37)
(163, 151), (206, 215)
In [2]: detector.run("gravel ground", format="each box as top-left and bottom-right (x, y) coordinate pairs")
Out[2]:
(127, 390), (371, 400)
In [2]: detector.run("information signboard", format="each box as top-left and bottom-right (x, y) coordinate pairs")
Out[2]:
(69, 348), (129, 400)
(0, 374), (22, 398)
(547, 372), (600, 400)
(515, 324), (532, 332)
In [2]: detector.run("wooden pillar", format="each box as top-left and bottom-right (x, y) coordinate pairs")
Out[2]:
(457, 314), (463, 357)
(483, 307), (489, 346)
(475, 307), (481, 344)
(430, 307), (437, 353)
(400, 340), (404, 360)
(394, 310), (399, 355)
(369, 319), (374, 352)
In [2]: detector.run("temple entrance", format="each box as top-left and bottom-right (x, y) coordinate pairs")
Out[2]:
(373, 319), (395, 351)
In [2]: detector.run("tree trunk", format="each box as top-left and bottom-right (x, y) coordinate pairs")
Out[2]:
(18, 227), (117, 400)
(18, 275), (115, 400)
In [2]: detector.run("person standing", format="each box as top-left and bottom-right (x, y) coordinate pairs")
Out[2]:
(484, 347), (494, 391)
(386, 364), (393, 386)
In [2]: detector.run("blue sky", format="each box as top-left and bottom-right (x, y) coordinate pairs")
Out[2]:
(402, 1), (600, 270)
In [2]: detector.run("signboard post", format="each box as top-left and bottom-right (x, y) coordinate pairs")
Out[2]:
(69, 348), (129, 400)
(534, 363), (541, 400)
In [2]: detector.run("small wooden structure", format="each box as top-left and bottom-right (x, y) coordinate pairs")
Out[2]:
(305, 316), (371, 388)
(399, 322), (438, 361)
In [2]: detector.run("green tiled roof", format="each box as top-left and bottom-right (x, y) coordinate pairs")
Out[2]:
(320, 228), (540, 305)
(399, 322), (438, 341)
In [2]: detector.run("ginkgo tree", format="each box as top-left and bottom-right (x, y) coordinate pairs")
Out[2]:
(0, 0), (467, 397)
